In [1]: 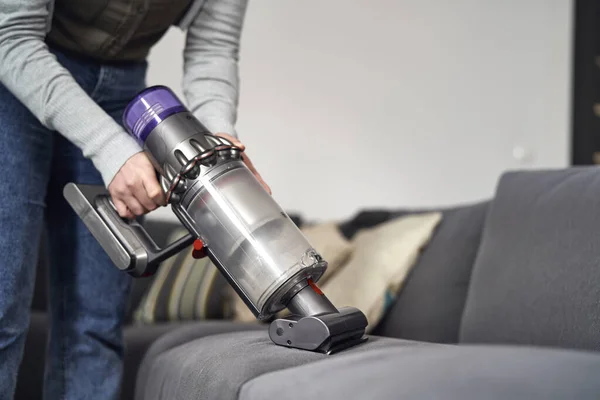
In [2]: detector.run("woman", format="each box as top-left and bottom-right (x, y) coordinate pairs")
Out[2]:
(0, 0), (267, 398)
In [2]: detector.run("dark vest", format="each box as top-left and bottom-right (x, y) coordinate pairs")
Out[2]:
(47, 0), (192, 62)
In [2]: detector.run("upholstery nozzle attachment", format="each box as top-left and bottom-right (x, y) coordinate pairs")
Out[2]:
(269, 283), (368, 354)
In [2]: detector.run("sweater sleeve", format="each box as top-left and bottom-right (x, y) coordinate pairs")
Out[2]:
(0, 0), (142, 186)
(182, 0), (248, 138)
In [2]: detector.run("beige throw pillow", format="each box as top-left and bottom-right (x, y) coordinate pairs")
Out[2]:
(321, 212), (442, 331)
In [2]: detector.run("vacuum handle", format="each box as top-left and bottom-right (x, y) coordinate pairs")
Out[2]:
(63, 183), (195, 277)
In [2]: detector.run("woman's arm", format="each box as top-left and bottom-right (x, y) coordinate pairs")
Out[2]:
(0, 0), (141, 185)
(0, 0), (163, 217)
(182, 0), (248, 138)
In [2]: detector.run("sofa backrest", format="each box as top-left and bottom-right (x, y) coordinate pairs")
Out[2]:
(460, 167), (600, 352)
(373, 203), (489, 343)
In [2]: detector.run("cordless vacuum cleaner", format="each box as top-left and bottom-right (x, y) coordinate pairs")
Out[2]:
(63, 86), (368, 354)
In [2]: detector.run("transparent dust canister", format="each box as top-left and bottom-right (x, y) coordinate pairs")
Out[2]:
(183, 161), (327, 319)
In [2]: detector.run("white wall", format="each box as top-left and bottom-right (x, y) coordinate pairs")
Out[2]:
(147, 0), (573, 221)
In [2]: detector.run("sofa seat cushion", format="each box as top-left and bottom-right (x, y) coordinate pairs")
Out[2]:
(134, 321), (266, 398)
(135, 330), (438, 400)
(240, 344), (600, 400)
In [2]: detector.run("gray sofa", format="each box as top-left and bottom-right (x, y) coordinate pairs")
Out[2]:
(131, 167), (600, 399)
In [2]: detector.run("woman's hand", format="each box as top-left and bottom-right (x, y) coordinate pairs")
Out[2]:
(108, 134), (270, 219)
(216, 133), (272, 195)
(108, 152), (165, 219)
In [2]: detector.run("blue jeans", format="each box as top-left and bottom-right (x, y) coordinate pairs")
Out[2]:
(0, 47), (147, 399)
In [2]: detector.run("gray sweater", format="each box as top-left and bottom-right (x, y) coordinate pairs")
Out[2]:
(0, 0), (246, 186)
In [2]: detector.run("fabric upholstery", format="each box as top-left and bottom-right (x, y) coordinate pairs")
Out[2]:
(338, 210), (397, 239)
(240, 345), (600, 400)
(374, 202), (489, 342)
(121, 321), (205, 400)
(136, 330), (433, 400)
(460, 168), (600, 351)
(134, 322), (266, 399)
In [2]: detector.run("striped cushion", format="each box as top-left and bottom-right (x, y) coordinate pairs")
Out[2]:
(133, 228), (233, 324)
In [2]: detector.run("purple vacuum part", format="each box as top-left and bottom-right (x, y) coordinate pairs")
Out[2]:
(123, 85), (188, 145)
